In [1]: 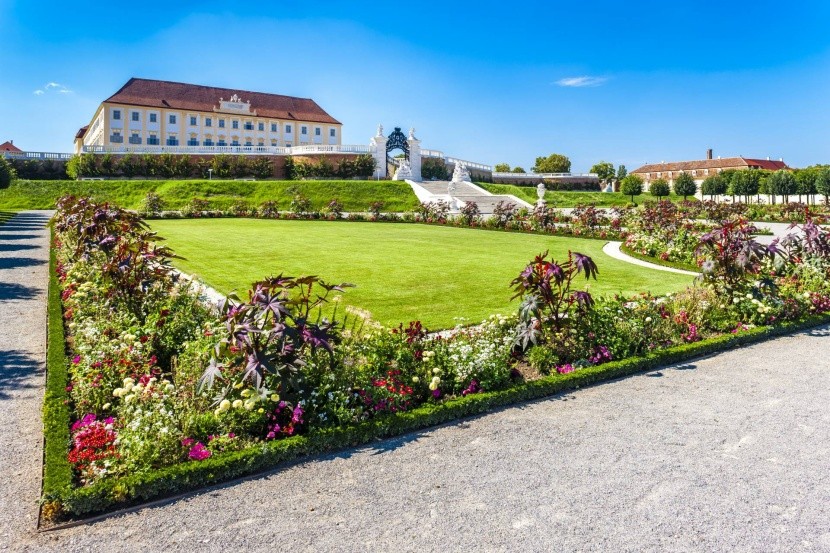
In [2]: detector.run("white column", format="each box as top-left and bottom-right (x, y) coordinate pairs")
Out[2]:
(370, 126), (387, 179)
(407, 129), (422, 182)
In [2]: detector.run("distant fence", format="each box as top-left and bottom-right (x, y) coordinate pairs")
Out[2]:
(1, 151), (73, 160)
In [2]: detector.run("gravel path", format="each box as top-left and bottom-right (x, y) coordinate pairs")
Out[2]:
(0, 212), (51, 550)
(602, 241), (699, 276)
(10, 324), (827, 552)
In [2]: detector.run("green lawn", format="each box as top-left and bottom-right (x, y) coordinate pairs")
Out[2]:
(479, 183), (694, 207)
(150, 219), (693, 329)
(0, 179), (419, 212)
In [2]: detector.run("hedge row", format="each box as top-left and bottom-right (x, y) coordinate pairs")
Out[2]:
(42, 243), (830, 519)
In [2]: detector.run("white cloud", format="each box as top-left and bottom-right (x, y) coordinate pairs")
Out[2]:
(555, 76), (608, 88)
(33, 82), (73, 96)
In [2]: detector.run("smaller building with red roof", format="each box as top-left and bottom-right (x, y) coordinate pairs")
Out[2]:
(0, 140), (23, 154)
(631, 149), (790, 188)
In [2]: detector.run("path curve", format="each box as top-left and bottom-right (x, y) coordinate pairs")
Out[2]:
(602, 241), (700, 276)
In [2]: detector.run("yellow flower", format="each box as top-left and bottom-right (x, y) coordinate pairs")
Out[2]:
(232, 399), (243, 409)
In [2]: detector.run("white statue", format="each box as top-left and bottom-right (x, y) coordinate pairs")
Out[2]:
(393, 159), (412, 180)
(451, 162), (471, 183)
(448, 180), (457, 196)
(408, 127), (416, 140)
(537, 182), (546, 207)
(377, 124), (384, 137)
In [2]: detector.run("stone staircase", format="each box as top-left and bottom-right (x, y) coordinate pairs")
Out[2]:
(407, 180), (532, 215)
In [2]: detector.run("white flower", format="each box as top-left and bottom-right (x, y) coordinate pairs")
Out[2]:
(645, 316), (653, 323)
(219, 399), (231, 411)
(232, 399), (243, 409)
(412, 376), (420, 383)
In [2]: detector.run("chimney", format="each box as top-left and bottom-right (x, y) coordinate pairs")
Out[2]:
(706, 148), (712, 160)
(766, 156), (770, 161)
(779, 157), (783, 162)
(9, 140), (12, 145)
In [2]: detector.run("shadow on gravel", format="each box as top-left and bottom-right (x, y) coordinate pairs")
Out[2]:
(805, 326), (830, 337)
(0, 234), (41, 241)
(0, 349), (42, 400)
(0, 243), (39, 253)
(0, 282), (40, 301)
(0, 257), (45, 270)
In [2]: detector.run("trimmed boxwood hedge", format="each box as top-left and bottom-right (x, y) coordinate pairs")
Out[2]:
(41, 231), (830, 520)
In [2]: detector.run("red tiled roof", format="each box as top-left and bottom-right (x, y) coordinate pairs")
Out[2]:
(0, 141), (22, 153)
(75, 126), (88, 139)
(632, 156), (789, 174)
(104, 78), (341, 125)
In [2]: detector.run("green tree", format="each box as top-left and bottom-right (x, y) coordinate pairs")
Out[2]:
(730, 170), (760, 204)
(768, 170), (797, 204)
(795, 169), (817, 204)
(649, 178), (670, 197)
(673, 172), (697, 200)
(511, 166), (526, 173)
(620, 174), (644, 204)
(589, 161), (615, 182)
(616, 165), (627, 179)
(815, 167), (830, 205)
(533, 153), (571, 174)
(701, 174), (726, 200)
(494, 163), (510, 172)
(0, 156), (16, 189)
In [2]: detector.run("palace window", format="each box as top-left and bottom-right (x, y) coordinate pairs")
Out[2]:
(129, 132), (141, 145)
(258, 140), (264, 147)
(110, 131), (123, 143)
(112, 110), (121, 120)
(301, 126), (308, 135)
(169, 115), (177, 124)
(286, 142), (292, 147)
(244, 122), (253, 131)
(217, 139), (227, 146)
(271, 140), (277, 146)
(315, 127), (321, 136)
(131, 112), (140, 122)
(285, 124), (292, 133)
(258, 122), (265, 131)
(271, 123), (277, 132)
(187, 138), (199, 146)
(205, 117), (212, 127)
(231, 139), (240, 146)
(166, 136), (179, 146)
(203, 138), (214, 146)
(330, 128), (336, 137)
(232, 120), (239, 129)
(190, 116), (198, 126)
(219, 119), (225, 128)
(149, 113), (157, 123)
(148, 134), (160, 145)
(245, 139), (253, 146)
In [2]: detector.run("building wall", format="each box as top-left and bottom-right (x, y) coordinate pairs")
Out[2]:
(83, 102), (342, 151)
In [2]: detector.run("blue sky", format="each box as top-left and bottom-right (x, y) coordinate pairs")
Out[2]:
(1, 0), (829, 172)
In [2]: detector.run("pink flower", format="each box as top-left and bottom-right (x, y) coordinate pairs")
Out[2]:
(72, 355), (81, 364)
(188, 442), (211, 461)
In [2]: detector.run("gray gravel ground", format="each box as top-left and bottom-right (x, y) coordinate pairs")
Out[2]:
(0, 212), (51, 551)
(4, 211), (830, 552)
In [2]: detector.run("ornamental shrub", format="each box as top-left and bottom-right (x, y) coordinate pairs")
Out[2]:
(649, 178), (670, 198)
(673, 172), (697, 200)
(620, 174), (644, 204)
(0, 156), (16, 188)
(701, 174), (726, 200)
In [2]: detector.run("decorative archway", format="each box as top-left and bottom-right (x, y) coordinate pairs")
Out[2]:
(386, 127), (409, 160)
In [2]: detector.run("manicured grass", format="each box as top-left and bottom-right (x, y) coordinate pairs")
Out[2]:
(479, 183), (694, 207)
(0, 179), (420, 212)
(150, 219), (693, 329)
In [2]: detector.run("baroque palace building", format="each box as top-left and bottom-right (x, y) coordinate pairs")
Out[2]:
(74, 78), (342, 154)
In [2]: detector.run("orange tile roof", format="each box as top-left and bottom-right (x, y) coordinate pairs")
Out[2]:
(0, 140), (23, 153)
(104, 78), (341, 125)
(632, 157), (788, 174)
(75, 125), (88, 139)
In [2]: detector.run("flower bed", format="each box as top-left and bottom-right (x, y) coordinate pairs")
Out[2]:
(41, 195), (830, 521)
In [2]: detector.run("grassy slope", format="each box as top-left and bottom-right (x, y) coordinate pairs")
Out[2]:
(0, 210), (15, 225)
(0, 180), (420, 212)
(479, 183), (693, 207)
(150, 219), (693, 329)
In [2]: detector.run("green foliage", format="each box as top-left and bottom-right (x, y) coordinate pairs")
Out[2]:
(291, 154), (375, 180)
(620, 174), (644, 203)
(421, 158), (449, 180)
(673, 172), (697, 199)
(494, 163), (510, 172)
(649, 178), (670, 197)
(533, 153), (571, 174)
(769, 170), (797, 201)
(0, 156), (16, 189)
(511, 166), (526, 173)
(729, 170), (760, 201)
(701, 174), (726, 198)
(815, 167), (830, 202)
(7, 158), (68, 180)
(616, 165), (627, 179)
(589, 161), (615, 182)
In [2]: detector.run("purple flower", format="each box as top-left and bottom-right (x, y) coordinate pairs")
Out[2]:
(72, 355), (81, 364)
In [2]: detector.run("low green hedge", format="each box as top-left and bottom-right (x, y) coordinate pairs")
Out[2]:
(42, 231), (73, 505)
(619, 243), (700, 273)
(42, 276), (830, 519)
